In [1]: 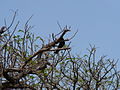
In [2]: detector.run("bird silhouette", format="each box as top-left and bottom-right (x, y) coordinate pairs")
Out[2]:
(54, 37), (65, 54)
(0, 26), (6, 34)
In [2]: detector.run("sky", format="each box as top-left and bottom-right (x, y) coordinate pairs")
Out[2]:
(0, 0), (120, 68)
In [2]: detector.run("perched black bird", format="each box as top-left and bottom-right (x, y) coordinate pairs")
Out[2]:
(54, 37), (65, 54)
(0, 26), (6, 34)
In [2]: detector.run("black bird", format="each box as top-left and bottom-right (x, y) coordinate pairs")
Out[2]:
(0, 26), (6, 34)
(54, 37), (65, 54)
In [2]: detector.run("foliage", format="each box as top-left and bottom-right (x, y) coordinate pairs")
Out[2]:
(0, 11), (120, 90)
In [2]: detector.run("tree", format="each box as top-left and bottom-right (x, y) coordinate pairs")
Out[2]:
(0, 12), (120, 90)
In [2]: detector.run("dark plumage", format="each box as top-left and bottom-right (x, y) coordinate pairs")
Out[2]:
(0, 26), (6, 34)
(54, 37), (65, 54)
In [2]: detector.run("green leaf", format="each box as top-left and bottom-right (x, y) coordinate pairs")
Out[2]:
(13, 35), (20, 38)
(19, 38), (24, 42)
(83, 54), (88, 57)
(107, 81), (113, 84)
(18, 29), (24, 32)
(60, 62), (64, 64)
(56, 75), (61, 77)
(26, 35), (31, 39)
(29, 76), (35, 79)
(39, 37), (44, 43)
(78, 79), (83, 82)
(36, 36), (40, 39)
(65, 58), (71, 60)
(32, 83), (39, 87)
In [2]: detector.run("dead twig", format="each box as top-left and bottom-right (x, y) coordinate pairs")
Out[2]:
(21, 29), (71, 69)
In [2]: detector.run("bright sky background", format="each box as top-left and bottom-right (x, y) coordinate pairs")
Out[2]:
(0, 0), (120, 68)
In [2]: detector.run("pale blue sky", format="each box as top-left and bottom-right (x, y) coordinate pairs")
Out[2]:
(0, 0), (120, 68)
